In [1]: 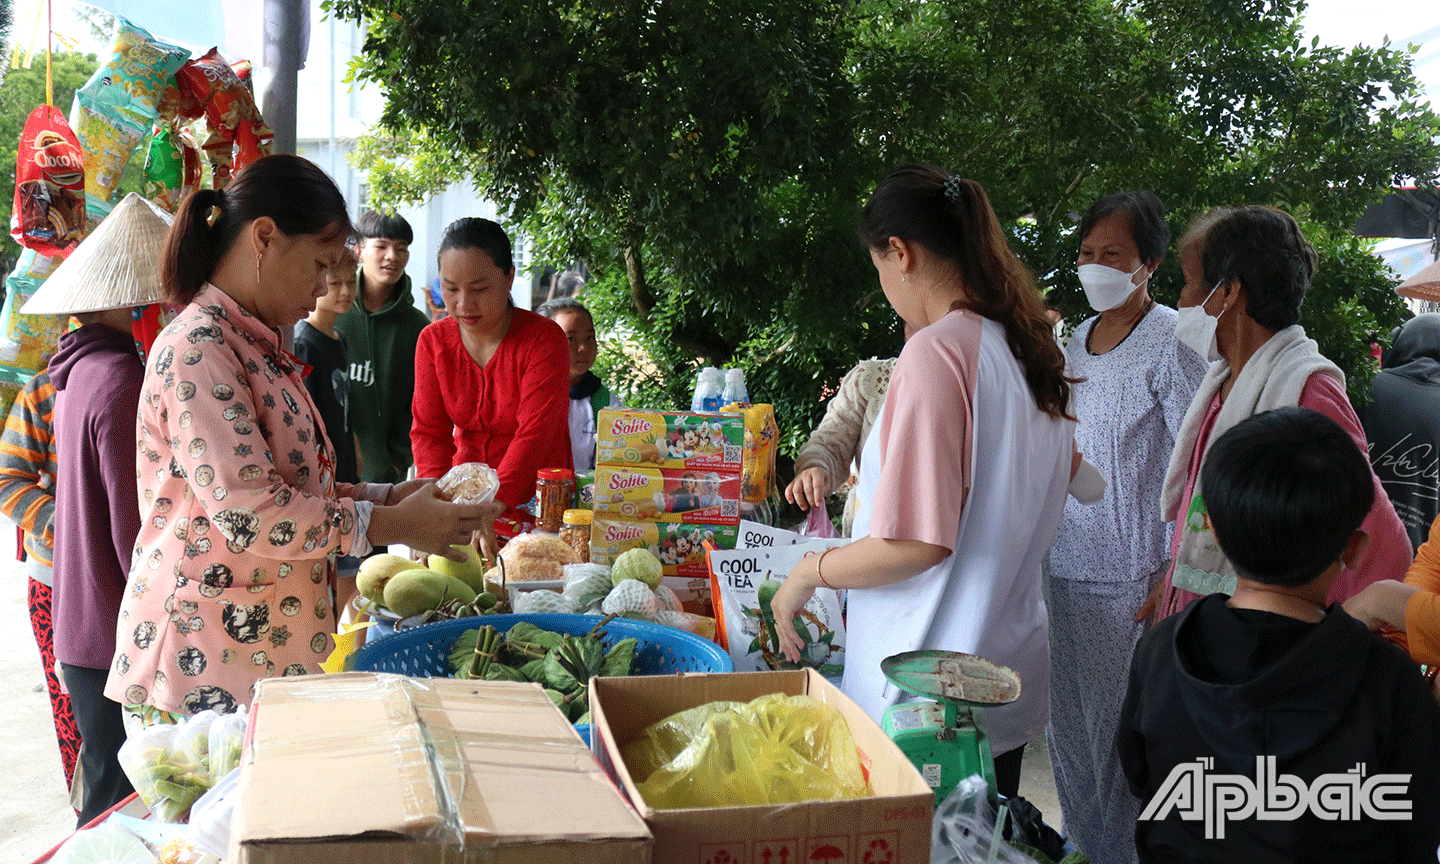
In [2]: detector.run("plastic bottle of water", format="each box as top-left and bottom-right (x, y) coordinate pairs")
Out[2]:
(721, 368), (750, 408)
(693, 367), (722, 412)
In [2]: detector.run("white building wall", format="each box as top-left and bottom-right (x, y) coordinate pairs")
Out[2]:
(293, 0), (533, 310)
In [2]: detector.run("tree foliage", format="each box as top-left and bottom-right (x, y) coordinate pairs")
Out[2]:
(333, 0), (1440, 463)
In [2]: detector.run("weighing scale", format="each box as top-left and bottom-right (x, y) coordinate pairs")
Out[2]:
(880, 650), (1021, 806)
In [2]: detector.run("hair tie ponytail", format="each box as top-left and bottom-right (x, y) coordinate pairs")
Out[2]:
(943, 174), (964, 205)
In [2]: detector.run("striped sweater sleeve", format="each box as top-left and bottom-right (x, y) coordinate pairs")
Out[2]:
(0, 373), (58, 564)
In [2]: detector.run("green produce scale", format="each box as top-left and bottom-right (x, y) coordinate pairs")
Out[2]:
(880, 650), (1021, 806)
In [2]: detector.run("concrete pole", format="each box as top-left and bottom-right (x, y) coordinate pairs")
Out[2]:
(260, 0), (303, 155)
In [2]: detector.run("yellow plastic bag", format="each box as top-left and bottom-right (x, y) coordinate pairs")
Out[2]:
(622, 693), (872, 809)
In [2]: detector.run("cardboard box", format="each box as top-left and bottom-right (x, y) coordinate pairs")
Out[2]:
(596, 408), (744, 471)
(593, 465), (742, 525)
(231, 673), (652, 864)
(589, 670), (934, 864)
(589, 514), (738, 579)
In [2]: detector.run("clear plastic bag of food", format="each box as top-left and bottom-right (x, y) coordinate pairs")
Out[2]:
(438, 462), (499, 504)
(205, 709), (247, 780)
(621, 693), (872, 809)
(118, 721), (211, 823)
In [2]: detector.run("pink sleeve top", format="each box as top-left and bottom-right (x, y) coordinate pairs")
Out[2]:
(867, 310), (982, 551)
(106, 285), (371, 716)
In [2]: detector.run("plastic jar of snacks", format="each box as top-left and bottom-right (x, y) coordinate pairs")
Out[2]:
(536, 468), (576, 533)
(560, 509), (593, 563)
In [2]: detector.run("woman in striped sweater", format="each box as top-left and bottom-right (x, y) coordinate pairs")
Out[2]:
(0, 371), (81, 793)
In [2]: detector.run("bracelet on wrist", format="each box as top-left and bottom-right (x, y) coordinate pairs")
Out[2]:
(816, 546), (836, 590)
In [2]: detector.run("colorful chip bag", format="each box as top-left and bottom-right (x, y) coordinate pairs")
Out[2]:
(10, 105), (86, 257)
(143, 126), (186, 211)
(78, 21), (190, 125)
(176, 49), (273, 187)
(69, 97), (147, 202)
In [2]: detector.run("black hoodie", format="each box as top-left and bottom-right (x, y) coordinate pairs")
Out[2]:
(1358, 313), (1440, 552)
(1119, 595), (1440, 863)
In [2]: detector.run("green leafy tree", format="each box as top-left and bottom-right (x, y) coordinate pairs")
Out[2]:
(333, 0), (1438, 475)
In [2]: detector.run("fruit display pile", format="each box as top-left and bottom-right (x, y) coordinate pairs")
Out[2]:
(448, 619), (635, 723)
(511, 549), (714, 638)
(356, 545), (503, 618)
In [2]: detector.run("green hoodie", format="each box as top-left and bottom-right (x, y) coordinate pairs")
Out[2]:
(334, 272), (430, 483)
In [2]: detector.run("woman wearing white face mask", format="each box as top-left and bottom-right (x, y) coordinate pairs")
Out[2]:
(1143, 205), (1410, 623)
(1044, 191), (1207, 864)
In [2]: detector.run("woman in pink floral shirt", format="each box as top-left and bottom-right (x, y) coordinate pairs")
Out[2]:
(106, 156), (498, 718)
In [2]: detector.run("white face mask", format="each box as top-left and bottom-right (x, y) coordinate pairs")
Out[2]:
(1175, 283), (1222, 362)
(1077, 262), (1147, 312)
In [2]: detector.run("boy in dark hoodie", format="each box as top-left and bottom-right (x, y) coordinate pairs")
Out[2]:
(335, 211), (429, 483)
(1118, 406), (1440, 863)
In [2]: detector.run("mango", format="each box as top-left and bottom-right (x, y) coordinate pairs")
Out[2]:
(356, 554), (424, 605)
(428, 544), (488, 594)
(382, 569), (478, 617)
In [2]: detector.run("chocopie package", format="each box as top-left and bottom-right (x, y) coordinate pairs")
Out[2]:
(10, 105), (86, 257)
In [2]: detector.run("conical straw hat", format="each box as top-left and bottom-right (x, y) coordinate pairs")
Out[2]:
(21, 193), (173, 315)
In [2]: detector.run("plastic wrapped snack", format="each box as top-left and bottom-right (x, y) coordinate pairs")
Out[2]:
(69, 98), (147, 202)
(78, 21), (190, 124)
(438, 462), (500, 504)
(143, 126), (189, 212)
(175, 49), (274, 188)
(10, 105), (86, 256)
(502, 532), (582, 566)
(622, 693), (872, 809)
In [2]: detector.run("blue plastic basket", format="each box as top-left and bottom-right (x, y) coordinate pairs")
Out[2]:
(349, 612), (732, 679)
(349, 614), (732, 747)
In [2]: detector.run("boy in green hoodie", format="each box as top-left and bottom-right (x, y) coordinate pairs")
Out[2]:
(335, 211), (430, 483)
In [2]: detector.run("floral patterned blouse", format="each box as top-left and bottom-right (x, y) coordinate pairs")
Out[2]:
(105, 285), (384, 716)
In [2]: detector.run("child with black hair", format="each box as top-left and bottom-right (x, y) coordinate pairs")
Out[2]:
(1118, 406), (1440, 863)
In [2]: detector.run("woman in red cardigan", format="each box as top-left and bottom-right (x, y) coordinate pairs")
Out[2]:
(411, 218), (572, 538)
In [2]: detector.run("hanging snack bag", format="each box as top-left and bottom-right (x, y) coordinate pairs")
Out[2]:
(10, 106), (86, 257)
(68, 98), (146, 202)
(176, 49), (274, 187)
(78, 21), (191, 123)
(143, 126), (187, 211)
(707, 540), (848, 676)
(71, 21), (189, 202)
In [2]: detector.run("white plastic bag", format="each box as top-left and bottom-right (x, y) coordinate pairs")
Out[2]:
(931, 775), (1040, 864)
(52, 821), (156, 864)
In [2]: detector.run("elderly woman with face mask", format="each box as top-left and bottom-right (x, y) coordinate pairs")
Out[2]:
(1145, 205), (1409, 623)
(1042, 191), (1208, 864)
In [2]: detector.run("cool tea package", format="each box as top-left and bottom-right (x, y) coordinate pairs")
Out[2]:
(707, 532), (848, 677)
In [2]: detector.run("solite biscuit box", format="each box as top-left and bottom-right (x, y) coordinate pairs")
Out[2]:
(593, 465), (742, 525)
(589, 514), (738, 579)
(595, 408), (744, 471)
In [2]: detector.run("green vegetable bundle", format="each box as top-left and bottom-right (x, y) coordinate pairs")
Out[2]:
(446, 619), (639, 720)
